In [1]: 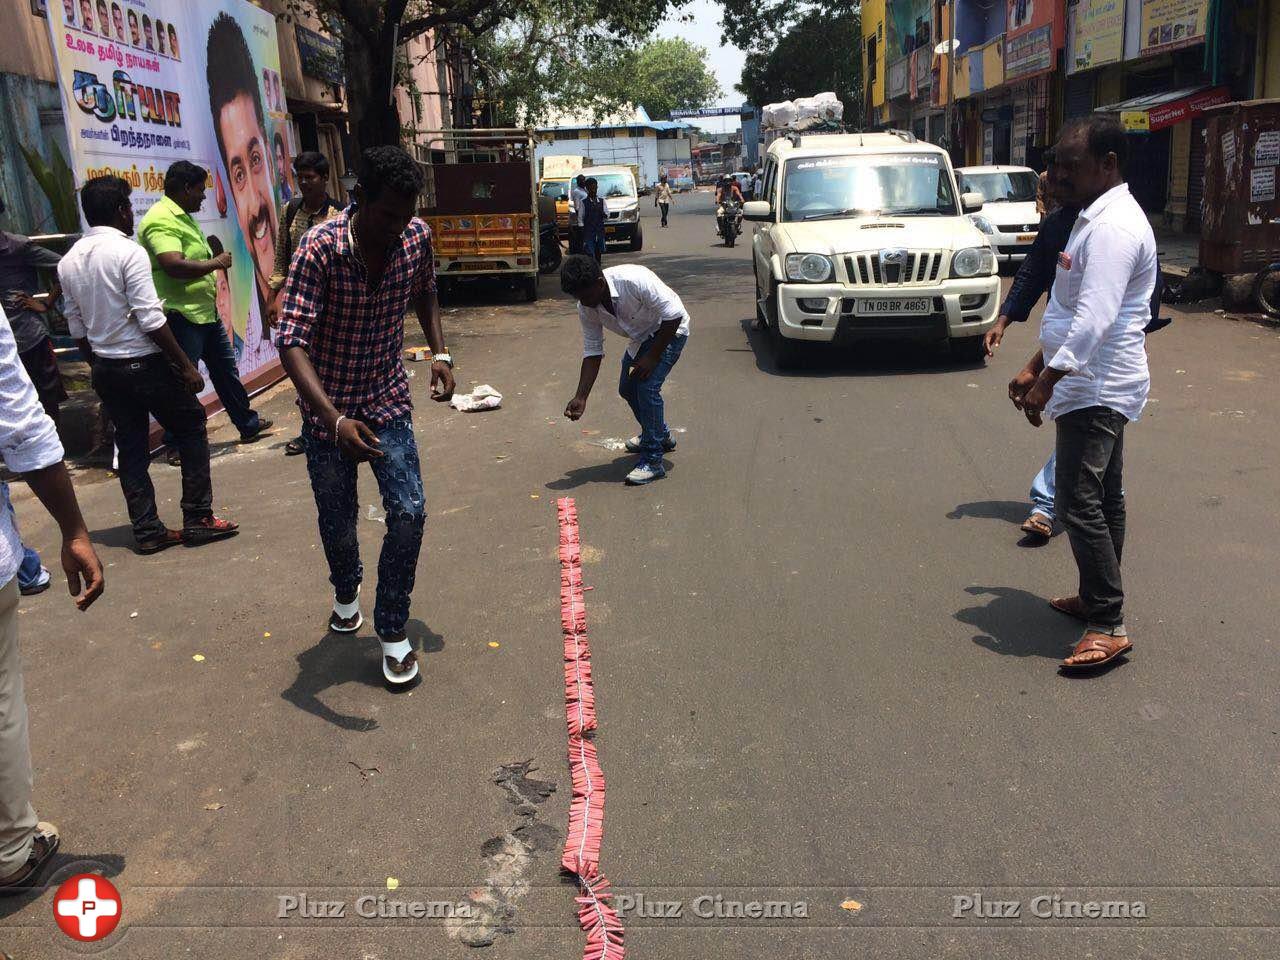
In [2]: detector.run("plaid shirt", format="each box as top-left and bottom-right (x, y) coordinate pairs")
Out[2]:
(275, 207), (436, 440)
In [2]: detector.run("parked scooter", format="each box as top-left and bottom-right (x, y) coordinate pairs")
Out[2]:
(717, 198), (743, 248)
(538, 218), (562, 274)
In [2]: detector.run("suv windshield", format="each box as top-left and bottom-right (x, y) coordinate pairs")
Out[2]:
(783, 154), (958, 221)
(958, 170), (1038, 203)
(540, 180), (569, 200)
(592, 173), (636, 199)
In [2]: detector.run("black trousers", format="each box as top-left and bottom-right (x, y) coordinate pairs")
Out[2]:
(92, 354), (213, 543)
(568, 224), (583, 255)
(1054, 405), (1127, 628)
(659, 202), (670, 226)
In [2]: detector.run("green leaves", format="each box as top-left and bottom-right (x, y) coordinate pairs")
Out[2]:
(18, 142), (80, 234)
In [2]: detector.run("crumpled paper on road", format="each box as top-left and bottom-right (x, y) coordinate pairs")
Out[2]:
(450, 384), (503, 412)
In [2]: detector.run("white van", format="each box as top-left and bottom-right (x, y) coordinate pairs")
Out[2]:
(746, 131), (999, 367)
(956, 165), (1042, 264)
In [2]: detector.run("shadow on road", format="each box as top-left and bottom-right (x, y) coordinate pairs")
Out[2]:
(281, 618), (444, 731)
(89, 523), (138, 551)
(947, 500), (1029, 525)
(0, 852), (125, 920)
(956, 585), (1081, 660)
(739, 319), (990, 378)
(545, 455), (672, 490)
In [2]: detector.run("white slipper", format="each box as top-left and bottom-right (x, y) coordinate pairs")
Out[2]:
(330, 587), (363, 633)
(379, 637), (419, 684)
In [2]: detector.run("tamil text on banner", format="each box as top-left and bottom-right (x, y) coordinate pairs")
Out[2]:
(1004, 0), (1060, 82)
(44, 0), (298, 396)
(1138, 0), (1209, 57)
(1066, 0), (1125, 74)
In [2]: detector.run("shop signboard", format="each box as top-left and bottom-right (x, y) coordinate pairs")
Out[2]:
(1004, 0), (1059, 81)
(1138, 0), (1209, 57)
(1066, 0), (1125, 74)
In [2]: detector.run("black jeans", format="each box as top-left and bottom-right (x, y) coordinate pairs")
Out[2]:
(1054, 405), (1127, 629)
(659, 202), (670, 226)
(568, 224), (583, 256)
(92, 354), (213, 543)
(163, 310), (259, 444)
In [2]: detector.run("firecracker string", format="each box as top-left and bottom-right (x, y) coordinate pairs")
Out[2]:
(556, 497), (624, 959)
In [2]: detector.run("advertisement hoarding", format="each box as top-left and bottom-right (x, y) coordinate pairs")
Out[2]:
(44, 0), (296, 395)
(1138, 0), (1209, 57)
(1066, 0), (1125, 74)
(1004, 0), (1059, 81)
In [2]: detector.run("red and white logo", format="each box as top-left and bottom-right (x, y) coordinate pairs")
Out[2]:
(52, 874), (122, 942)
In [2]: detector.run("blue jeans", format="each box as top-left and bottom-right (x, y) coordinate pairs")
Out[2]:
(302, 418), (426, 637)
(583, 229), (606, 261)
(163, 311), (260, 445)
(618, 334), (687, 467)
(1029, 451), (1056, 521)
(1, 485), (43, 590)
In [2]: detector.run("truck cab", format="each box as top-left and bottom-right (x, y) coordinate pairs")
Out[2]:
(746, 131), (999, 367)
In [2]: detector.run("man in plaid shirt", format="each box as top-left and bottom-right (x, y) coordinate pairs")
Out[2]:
(276, 146), (455, 687)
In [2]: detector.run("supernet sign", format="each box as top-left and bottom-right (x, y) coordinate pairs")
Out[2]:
(46, 0), (301, 391)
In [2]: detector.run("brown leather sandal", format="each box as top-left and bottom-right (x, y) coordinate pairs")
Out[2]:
(0, 822), (60, 895)
(1049, 596), (1088, 621)
(1061, 632), (1133, 671)
(1020, 513), (1053, 539)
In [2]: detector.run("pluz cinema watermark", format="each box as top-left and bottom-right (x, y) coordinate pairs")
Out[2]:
(276, 894), (472, 920)
(951, 893), (1148, 920)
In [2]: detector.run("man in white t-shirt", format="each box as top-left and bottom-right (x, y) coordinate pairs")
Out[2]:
(568, 175), (589, 256)
(560, 255), (690, 486)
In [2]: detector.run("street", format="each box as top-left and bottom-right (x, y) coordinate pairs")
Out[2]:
(2, 189), (1279, 959)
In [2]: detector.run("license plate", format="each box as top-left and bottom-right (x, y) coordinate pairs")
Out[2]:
(458, 261), (504, 271)
(1016, 234), (1036, 243)
(854, 297), (931, 316)
(605, 227), (617, 235)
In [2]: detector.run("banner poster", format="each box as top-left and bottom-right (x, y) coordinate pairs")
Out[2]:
(1066, 0), (1125, 74)
(1138, 0), (1209, 57)
(45, 0), (297, 392)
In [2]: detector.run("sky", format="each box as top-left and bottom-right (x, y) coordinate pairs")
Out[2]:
(655, 0), (744, 135)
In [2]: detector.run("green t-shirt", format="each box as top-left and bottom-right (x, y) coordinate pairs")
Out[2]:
(137, 195), (217, 325)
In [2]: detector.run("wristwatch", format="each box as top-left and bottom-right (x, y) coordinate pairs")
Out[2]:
(432, 352), (453, 367)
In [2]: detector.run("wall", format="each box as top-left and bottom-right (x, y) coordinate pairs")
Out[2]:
(398, 32), (448, 134)
(863, 0), (887, 112)
(955, 0), (1005, 54)
(0, 2), (57, 82)
(1263, 0), (1280, 98)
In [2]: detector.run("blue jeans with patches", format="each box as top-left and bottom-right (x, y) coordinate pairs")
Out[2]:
(618, 334), (686, 467)
(302, 418), (426, 638)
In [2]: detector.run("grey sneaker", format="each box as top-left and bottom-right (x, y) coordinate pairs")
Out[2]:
(624, 435), (677, 454)
(625, 463), (666, 485)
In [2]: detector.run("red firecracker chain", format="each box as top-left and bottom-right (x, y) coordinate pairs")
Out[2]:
(557, 498), (625, 960)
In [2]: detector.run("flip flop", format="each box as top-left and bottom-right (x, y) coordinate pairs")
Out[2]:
(0, 822), (60, 896)
(330, 587), (363, 633)
(1060, 633), (1133, 672)
(1049, 596), (1088, 621)
(284, 437), (305, 456)
(379, 636), (419, 685)
(1020, 513), (1053, 539)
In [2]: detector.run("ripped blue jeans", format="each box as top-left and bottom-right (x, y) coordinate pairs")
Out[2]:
(303, 418), (426, 637)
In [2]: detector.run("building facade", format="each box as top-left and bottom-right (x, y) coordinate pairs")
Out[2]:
(865, 0), (1280, 234)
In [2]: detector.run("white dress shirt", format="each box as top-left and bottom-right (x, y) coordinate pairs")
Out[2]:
(1039, 183), (1156, 422)
(570, 185), (589, 227)
(0, 306), (66, 589)
(57, 226), (167, 358)
(579, 264), (691, 359)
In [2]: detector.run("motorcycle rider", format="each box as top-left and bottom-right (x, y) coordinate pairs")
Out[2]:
(714, 174), (744, 241)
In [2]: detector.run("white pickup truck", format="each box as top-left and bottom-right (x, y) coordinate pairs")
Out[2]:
(746, 131), (999, 367)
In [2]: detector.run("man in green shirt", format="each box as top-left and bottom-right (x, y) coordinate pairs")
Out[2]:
(138, 161), (270, 460)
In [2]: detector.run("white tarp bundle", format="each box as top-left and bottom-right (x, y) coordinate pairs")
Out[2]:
(762, 92), (844, 130)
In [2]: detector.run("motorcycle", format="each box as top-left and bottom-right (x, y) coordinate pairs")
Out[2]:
(717, 198), (743, 248)
(538, 218), (562, 274)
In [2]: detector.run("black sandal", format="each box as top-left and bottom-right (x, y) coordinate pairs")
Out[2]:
(284, 437), (305, 456)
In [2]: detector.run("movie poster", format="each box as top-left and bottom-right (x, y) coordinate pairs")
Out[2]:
(44, 0), (297, 393)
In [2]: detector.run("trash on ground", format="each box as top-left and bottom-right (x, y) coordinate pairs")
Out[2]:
(192, 654), (205, 662)
(203, 802), (225, 811)
(386, 877), (400, 890)
(404, 347), (433, 362)
(450, 384), (502, 412)
(366, 504), (385, 523)
(840, 899), (862, 912)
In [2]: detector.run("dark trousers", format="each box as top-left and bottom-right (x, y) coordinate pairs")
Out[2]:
(91, 354), (212, 543)
(163, 311), (259, 445)
(568, 224), (583, 255)
(1054, 405), (1127, 629)
(659, 202), (670, 226)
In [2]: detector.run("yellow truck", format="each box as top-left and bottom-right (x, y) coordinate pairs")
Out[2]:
(539, 155), (591, 239)
(418, 129), (540, 301)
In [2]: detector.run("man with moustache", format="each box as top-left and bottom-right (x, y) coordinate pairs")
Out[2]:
(111, 3), (124, 43)
(128, 9), (140, 47)
(78, 0), (93, 32)
(95, 0), (109, 37)
(142, 14), (154, 51)
(167, 23), (180, 60)
(138, 161), (271, 460)
(206, 13), (279, 336)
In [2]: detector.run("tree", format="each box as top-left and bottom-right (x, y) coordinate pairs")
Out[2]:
(621, 39), (721, 121)
(735, 10), (861, 119)
(287, 0), (673, 154)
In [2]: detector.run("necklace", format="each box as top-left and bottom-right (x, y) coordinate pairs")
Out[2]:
(350, 211), (366, 270)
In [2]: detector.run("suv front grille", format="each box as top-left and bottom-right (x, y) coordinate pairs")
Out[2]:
(845, 251), (944, 285)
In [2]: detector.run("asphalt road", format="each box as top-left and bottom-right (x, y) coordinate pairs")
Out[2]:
(2, 190), (1278, 959)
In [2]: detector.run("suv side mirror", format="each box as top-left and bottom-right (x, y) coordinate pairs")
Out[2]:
(961, 192), (984, 213)
(743, 200), (772, 222)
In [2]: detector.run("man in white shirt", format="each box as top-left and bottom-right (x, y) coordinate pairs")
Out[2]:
(58, 176), (239, 553)
(561, 255), (690, 485)
(0, 303), (103, 894)
(1010, 116), (1156, 672)
(568, 175), (588, 255)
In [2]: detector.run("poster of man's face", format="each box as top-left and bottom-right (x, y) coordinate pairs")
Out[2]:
(207, 13), (278, 308)
(168, 24), (180, 59)
(95, 0), (108, 35)
(143, 15), (153, 50)
(78, 0), (92, 31)
(111, 3), (123, 41)
(156, 19), (167, 55)
(63, 0), (75, 25)
(128, 10), (139, 45)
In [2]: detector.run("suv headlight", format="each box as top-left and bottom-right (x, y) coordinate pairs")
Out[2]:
(969, 214), (995, 235)
(951, 246), (995, 278)
(785, 253), (834, 282)
(616, 201), (639, 222)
